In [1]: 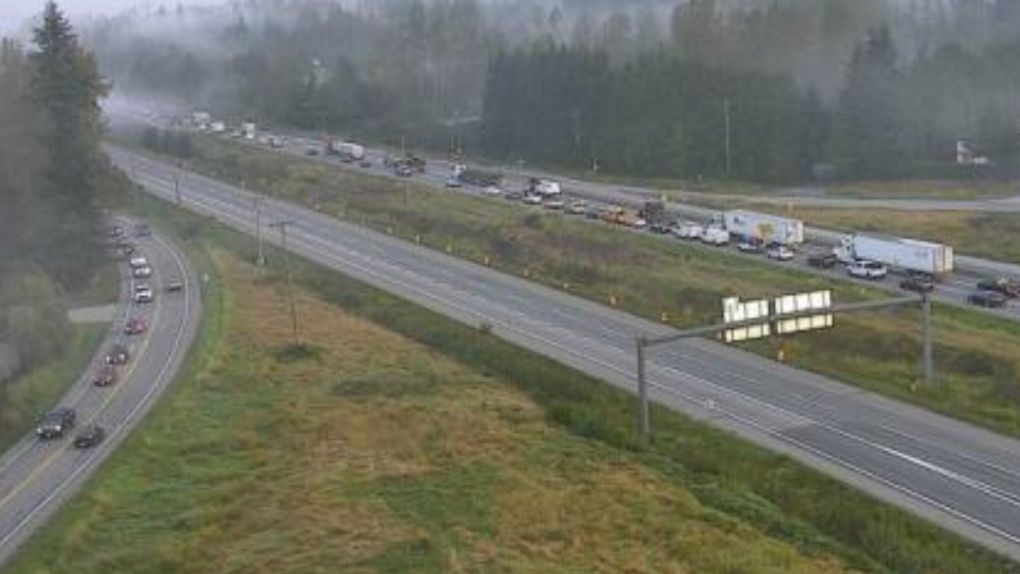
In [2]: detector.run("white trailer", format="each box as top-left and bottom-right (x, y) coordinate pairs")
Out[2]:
(242, 122), (257, 140)
(330, 141), (366, 161)
(722, 210), (804, 246)
(675, 221), (704, 240)
(210, 121), (226, 133)
(834, 234), (954, 277)
(701, 226), (730, 246)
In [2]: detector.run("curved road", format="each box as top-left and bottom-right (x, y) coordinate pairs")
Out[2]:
(0, 223), (201, 567)
(116, 147), (1020, 561)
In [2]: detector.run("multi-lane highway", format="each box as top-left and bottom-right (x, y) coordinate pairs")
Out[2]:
(0, 224), (200, 566)
(113, 145), (1020, 561)
(213, 131), (1020, 321)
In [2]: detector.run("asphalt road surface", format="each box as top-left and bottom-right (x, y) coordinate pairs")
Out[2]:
(0, 223), (201, 567)
(113, 146), (1020, 561)
(163, 132), (1020, 322)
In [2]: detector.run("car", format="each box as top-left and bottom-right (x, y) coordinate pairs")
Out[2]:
(132, 265), (153, 279)
(807, 253), (838, 269)
(585, 207), (603, 220)
(977, 277), (1020, 298)
(73, 425), (106, 449)
(105, 343), (130, 365)
(484, 185), (503, 196)
(847, 260), (888, 280)
(737, 240), (764, 254)
(567, 201), (586, 215)
(503, 190), (522, 201)
(133, 222), (151, 237)
(124, 317), (148, 335)
(522, 194), (542, 205)
(93, 364), (118, 387)
(134, 287), (154, 303)
(129, 255), (149, 269)
(166, 278), (184, 293)
(766, 245), (795, 261)
(968, 291), (1007, 308)
(629, 217), (648, 229)
(648, 223), (672, 234)
(304, 145), (320, 156)
(107, 226), (124, 240)
(36, 407), (75, 439)
(900, 275), (935, 293)
(395, 165), (413, 177)
(445, 177), (463, 188)
(359, 159), (372, 168)
(543, 198), (565, 210)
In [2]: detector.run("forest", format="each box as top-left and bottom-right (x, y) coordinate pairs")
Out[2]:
(0, 3), (112, 386)
(85, 0), (1020, 182)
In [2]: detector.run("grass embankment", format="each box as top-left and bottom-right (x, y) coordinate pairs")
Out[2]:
(153, 136), (1020, 441)
(11, 199), (1015, 574)
(0, 325), (106, 453)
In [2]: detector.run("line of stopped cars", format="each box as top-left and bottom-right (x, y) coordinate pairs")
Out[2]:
(34, 222), (183, 449)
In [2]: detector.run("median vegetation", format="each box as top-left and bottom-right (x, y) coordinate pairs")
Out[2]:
(12, 198), (1016, 574)
(138, 136), (1020, 442)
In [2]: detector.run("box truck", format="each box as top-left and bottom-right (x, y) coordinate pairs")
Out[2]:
(329, 141), (366, 161)
(720, 210), (804, 246)
(833, 234), (954, 277)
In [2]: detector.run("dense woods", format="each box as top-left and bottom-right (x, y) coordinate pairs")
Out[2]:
(87, 0), (1020, 183)
(0, 3), (111, 385)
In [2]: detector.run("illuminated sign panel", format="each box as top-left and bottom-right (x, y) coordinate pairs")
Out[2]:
(773, 290), (833, 335)
(722, 297), (771, 342)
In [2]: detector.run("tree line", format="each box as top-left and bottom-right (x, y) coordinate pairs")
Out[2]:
(86, 0), (1020, 183)
(0, 3), (111, 386)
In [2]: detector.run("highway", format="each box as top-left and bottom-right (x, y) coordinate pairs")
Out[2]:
(113, 145), (1020, 561)
(0, 224), (200, 567)
(217, 132), (1020, 321)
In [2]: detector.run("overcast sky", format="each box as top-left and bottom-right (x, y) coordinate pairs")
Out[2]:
(0, 1), (220, 37)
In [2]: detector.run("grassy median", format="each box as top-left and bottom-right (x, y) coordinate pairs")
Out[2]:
(11, 196), (1018, 573)
(133, 136), (1020, 442)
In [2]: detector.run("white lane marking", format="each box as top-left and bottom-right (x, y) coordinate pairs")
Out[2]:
(0, 232), (195, 553)
(130, 157), (1020, 546)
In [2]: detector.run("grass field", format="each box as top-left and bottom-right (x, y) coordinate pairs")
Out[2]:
(7, 247), (892, 574)
(145, 137), (1020, 442)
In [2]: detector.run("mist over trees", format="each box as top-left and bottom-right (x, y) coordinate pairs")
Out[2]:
(0, 2), (112, 386)
(87, 0), (1020, 183)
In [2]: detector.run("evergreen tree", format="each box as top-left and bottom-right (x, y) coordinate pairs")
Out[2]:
(831, 27), (908, 179)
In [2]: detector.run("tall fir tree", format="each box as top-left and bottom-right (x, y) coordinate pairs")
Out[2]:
(831, 27), (908, 179)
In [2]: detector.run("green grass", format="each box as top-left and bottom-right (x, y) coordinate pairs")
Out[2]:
(7, 222), (884, 574)
(139, 136), (1020, 443)
(0, 325), (107, 453)
(83, 191), (1013, 574)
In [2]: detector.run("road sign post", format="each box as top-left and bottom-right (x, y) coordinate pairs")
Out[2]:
(636, 336), (650, 442)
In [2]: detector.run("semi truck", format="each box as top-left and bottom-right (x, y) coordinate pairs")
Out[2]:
(718, 210), (804, 247)
(833, 234), (954, 277)
(456, 166), (503, 187)
(329, 140), (366, 162)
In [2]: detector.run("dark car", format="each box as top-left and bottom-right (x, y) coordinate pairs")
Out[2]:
(133, 222), (151, 237)
(807, 253), (838, 269)
(105, 344), (130, 365)
(503, 190), (523, 201)
(977, 277), (1020, 298)
(93, 364), (118, 387)
(36, 407), (76, 439)
(968, 291), (1008, 308)
(358, 159), (372, 168)
(648, 223), (672, 235)
(166, 278), (184, 293)
(73, 424), (106, 449)
(899, 275), (935, 294)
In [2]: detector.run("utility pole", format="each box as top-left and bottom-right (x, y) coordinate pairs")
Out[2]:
(254, 195), (265, 267)
(921, 293), (934, 385)
(635, 336), (650, 442)
(270, 219), (300, 347)
(723, 97), (733, 177)
(173, 160), (182, 205)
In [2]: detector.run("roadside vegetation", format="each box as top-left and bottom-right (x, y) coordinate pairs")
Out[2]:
(12, 200), (1016, 574)
(138, 136), (1020, 443)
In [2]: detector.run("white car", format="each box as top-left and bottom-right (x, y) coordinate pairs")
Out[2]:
(133, 286), (154, 303)
(766, 245), (795, 261)
(543, 198), (565, 210)
(129, 255), (149, 269)
(847, 260), (888, 280)
(523, 194), (543, 205)
(132, 265), (153, 278)
(483, 185), (503, 196)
